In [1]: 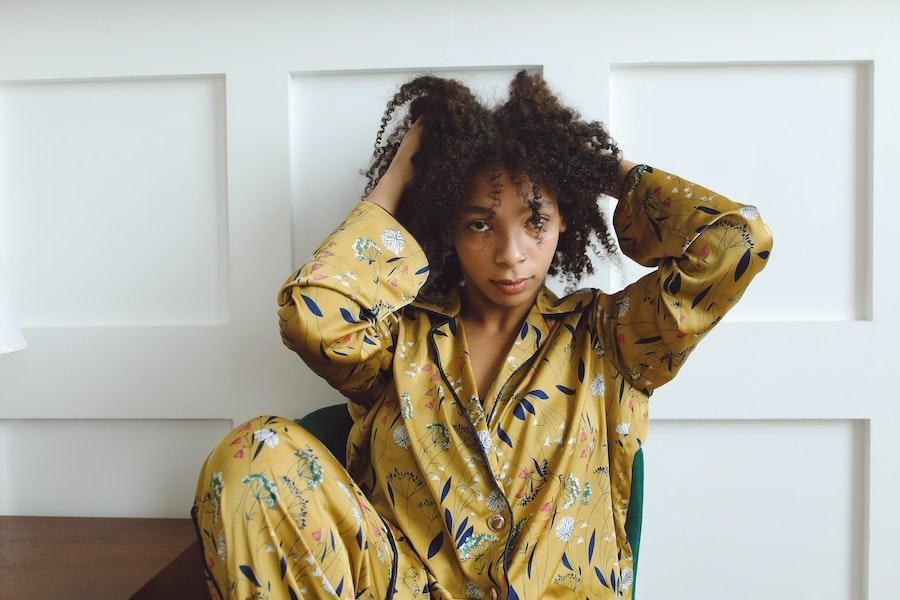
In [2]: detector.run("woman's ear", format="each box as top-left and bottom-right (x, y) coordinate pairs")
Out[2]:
(559, 214), (567, 233)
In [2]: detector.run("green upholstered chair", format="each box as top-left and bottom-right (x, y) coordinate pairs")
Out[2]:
(296, 403), (644, 599)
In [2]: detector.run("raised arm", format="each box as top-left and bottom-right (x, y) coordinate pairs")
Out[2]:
(593, 162), (774, 395)
(277, 119), (428, 407)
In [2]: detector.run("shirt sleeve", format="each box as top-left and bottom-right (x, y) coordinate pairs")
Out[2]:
(593, 163), (774, 396)
(276, 199), (430, 407)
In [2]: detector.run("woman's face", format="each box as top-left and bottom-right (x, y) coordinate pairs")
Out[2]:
(449, 168), (567, 314)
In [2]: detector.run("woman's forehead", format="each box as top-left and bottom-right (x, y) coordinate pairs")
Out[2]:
(464, 168), (559, 209)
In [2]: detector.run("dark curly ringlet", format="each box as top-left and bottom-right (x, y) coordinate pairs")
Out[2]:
(360, 69), (626, 304)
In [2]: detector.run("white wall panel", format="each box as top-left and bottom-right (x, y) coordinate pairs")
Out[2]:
(0, 75), (228, 326)
(1, 418), (232, 517)
(610, 62), (869, 323)
(641, 419), (865, 600)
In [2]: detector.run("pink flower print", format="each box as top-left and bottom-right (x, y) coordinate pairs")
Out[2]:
(311, 529), (322, 541)
(425, 400), (434, 409)
(237, 421), (253, 431)
(517, 467), (529, 479)
(421, 364), (433, 372)
(616, 332), (625, 344)
(580, 449), (588, 459)
(233, 448), (245, 458)
(662, 196), (672, 207)
(651, 186), (661, 199)
(401, 264), (409, 275)
(311, 262), (323, 271)
(230, 436), (243, 446)
(389, 278), (398, 287)
(541, 502), (552, 513)
(431, 373), (440, 382)
(699, 244), (710, 258)
(580, 431), (587, 442)
(515, 487), (525, 499)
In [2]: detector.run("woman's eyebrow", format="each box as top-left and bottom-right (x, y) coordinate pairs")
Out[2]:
(462, 201), (547, 215)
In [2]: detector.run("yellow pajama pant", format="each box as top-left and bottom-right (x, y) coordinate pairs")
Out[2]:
(192, 415), (431, 600)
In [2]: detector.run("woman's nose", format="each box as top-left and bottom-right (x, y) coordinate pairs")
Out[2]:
(495, 229), (527, 266)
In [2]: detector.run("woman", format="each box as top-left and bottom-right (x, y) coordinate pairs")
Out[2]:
(192, 70), (773, 600)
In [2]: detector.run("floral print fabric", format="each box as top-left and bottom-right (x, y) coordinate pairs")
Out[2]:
(196, 163), (773, 599)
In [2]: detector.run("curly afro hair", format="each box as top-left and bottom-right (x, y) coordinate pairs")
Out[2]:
(360, 69), (626, 304)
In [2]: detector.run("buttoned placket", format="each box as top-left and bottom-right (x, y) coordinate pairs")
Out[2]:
(427, 316), (513, 600)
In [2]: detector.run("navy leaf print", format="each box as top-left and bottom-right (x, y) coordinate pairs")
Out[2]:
(520, 321), (528, 340)
(692, 284), (713, 309)
(459, 525), (474, 548)
(497, 426), (513, 448)
(758, 250), (770, 259)
(455, 516), (469, 542)
(577, 359), (585, 383)
(362, 335), (376, 345)
(355, 527), (363, 549)
(513, 402), (526, 420)
(611, 568), (616, 591)
(527, 546), (537, 578)
(280, 556), (287, 578)
(588, 530), (596, 562)
(508, 585), (520, 600)
(386, 256), (403, 262)
(335, 576), (344, 597)
(427, 531), (444, 559)
(300, 293), (323, 317)
(595, 566), (609, 588)
(527, 389), (549, 400)
(289, 587), (299, 600)
(696, 205), (721, 215)
(562, 552), (573, 570)
(636, 336), (662, 344)
(239, 565), (261, 587)
(734, 248), (751, 281)
(669, 272), (682, 294)
(696, 224), (709, 234)
(532, 324), (541, 348)
(440, 477), (452, 503)
(387, 482), (396, 506)
(339, 307), (356, 323)
(556, 384), (576, 395)
(444, 508), (453, 534)
(251, 441), (265, 461)
(414, 264), (430, 275)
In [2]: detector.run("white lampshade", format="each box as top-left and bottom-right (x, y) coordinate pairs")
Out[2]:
(0, 252), (26, 353)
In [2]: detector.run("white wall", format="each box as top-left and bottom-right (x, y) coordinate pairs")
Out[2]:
(1, 1), (897, 598)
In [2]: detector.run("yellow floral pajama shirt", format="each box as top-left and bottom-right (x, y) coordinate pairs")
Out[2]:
(192, 164), (774, 599)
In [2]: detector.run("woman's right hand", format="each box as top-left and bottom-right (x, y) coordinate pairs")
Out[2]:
(386, 116), (424, 189)
(366, 117), (424, 214)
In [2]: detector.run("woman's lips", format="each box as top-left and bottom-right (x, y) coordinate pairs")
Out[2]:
(491, 277), (530, 294)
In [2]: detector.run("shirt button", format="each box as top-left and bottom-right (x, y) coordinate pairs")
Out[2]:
(487, 513), (506, 531)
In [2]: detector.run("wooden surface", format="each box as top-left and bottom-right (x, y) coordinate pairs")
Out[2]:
(0, 516), (208, 599)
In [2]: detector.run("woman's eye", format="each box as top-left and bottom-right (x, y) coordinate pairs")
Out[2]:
(529, 216), (548, 229)
(469, 220), (491, 232)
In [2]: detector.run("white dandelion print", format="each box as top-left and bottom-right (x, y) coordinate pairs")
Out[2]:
(590, 374), (606, 397)
(739, 205), (760, 221)
(216, 529), (227, 560)
(381, 228), (406, 254)
(486, 489), (506, 512)
(614, 294), (630, 318)
(556, 516), (575, 542)
(477, 429), (492, 452)
(253, 428), (279, 449)
(619, 567), (634, 590)
(393, 425), (411, 448)
(616, 422), (630, 436)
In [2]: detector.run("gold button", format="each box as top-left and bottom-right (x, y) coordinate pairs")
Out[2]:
(487, 513), (506, 531)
